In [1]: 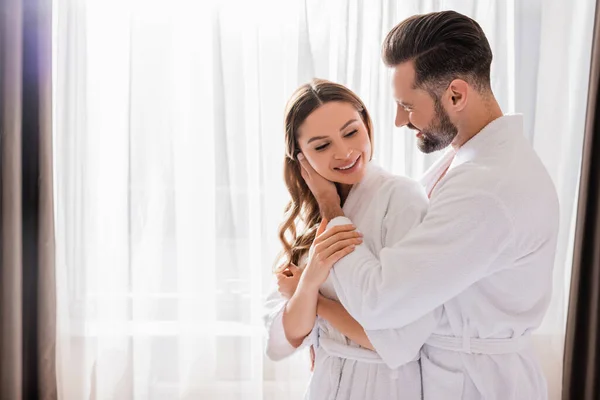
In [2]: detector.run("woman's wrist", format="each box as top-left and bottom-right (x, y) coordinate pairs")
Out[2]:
(294, 279), (320, 300)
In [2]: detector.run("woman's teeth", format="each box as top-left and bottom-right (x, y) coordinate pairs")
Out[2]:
(337, 157), (358, 170)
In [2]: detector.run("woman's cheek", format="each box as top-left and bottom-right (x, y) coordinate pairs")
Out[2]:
(307, 153), (327, 176)
(356, 132), (372, 158)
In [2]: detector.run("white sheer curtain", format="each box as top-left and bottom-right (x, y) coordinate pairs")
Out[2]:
(52, 0), (595, 399)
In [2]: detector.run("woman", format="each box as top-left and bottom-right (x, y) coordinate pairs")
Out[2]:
(264, 79), (440, 399)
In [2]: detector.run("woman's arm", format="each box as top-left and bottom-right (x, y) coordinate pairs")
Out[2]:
(282, 280), (319, 347)
(264, 265), (318, 360)
(317, 294), (374, 351)
(282, 219), (361, 348)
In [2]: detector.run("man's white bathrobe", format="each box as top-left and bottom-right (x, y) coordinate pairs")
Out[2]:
(264, 164), (440, 399)
(328, 115), (560, 399)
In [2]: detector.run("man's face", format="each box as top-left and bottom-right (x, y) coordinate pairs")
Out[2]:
(391, 62), (458, 153)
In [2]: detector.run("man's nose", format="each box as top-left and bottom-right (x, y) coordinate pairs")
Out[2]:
(395, 105), (409, 128)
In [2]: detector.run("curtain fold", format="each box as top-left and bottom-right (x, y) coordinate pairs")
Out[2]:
(53, 0), (594, 399)
(0, 0), (56, 398)
(563, 2), (600, 399)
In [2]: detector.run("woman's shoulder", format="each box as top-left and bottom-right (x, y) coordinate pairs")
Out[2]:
(367, 163), (425, 198)
(364, 164), (428, 214)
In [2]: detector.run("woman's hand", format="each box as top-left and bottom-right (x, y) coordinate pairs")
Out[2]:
(297, 153), (339, 204)
(276, 264), (302, 299)
(300, 219), (362, 291)
(297, 154), (343, 220)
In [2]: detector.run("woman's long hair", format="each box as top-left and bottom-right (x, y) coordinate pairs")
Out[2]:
(275, 79), (373, 270)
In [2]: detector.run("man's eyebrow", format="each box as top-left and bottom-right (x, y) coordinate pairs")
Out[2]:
(397, 100), (413, 108)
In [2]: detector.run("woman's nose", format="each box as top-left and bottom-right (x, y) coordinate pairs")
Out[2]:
(333, 146), (353, 160)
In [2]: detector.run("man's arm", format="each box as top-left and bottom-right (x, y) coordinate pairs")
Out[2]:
(320, 199), (344, 221)
(316, 294), (375, 350)
(328, 184), (515, 331)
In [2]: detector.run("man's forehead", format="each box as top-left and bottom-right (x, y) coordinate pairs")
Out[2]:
(392, 62), (416, 93)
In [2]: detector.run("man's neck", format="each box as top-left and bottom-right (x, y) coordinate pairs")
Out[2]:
(451, 98), (503, 150)
(337, 183), (352, 207)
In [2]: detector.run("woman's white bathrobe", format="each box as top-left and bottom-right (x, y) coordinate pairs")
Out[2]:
(264, 163), (440, 400)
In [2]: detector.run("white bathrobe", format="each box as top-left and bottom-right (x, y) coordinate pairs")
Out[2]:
(264, 163), (440, 400)
(328, 115), (560, 400)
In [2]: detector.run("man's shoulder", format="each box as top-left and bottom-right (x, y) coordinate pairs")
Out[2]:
(437, 162), (501, 196)
(435, 158), (558, 231)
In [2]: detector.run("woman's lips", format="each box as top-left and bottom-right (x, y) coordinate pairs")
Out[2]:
(334, 155), (362, 174)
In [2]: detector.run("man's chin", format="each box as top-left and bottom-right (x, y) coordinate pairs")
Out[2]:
(417, 135), (452, 154)
(416, 137), (437, 154)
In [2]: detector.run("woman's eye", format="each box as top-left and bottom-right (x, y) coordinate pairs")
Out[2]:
(344, 129), (358, 138)
(315, 143), (330, 151)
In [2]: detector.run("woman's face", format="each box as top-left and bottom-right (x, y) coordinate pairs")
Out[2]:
(297, 101), (371, 186)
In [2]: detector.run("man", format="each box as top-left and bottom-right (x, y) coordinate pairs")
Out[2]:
(297, 10), (559, 399)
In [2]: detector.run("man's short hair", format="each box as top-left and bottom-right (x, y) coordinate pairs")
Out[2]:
(382, 10), (493, 95)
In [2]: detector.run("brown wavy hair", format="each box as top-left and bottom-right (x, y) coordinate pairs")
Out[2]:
(275, 79), (373, 271)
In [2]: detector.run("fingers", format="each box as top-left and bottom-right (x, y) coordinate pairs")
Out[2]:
(316, 230), (362, 253)
(277, 277), (295, 297)
(297, 153), (312, 183)
(299, 165), (309, 183)
(279, 262), (300, 277)
(314, 223), (358, 245)
(297, 153), (313, 175)
(316, 218), (328, 237)
(288, 264), (301, 275)
(326, 244), (356, 265)
(320, 237), (361, 260)
(276, 272), (287, 282)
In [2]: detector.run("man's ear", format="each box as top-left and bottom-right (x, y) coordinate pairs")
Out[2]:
(447, 79), (469, 111)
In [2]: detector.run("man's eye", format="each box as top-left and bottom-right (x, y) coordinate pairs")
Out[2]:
(344, 130), (358, 138)
(315, 143), (330, 151)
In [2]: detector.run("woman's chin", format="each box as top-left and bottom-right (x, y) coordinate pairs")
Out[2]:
(327, 155), (367, 185)
(331, 168), (366, 186)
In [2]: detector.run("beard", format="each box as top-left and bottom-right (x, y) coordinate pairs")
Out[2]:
(416, 97), (458, 154)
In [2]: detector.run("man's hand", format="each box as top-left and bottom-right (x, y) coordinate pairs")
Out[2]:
(297, 153), (344, 220)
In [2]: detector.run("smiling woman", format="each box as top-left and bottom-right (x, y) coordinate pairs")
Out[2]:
(299, 102), (371, 183)
(264, 78), (438, 400)
(275, 79), (373, 270)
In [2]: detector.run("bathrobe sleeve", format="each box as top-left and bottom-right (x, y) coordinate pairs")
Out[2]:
(328, 175), (516, 332)
(263, 287), (318, 361)
(358, 179), (441, 368)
